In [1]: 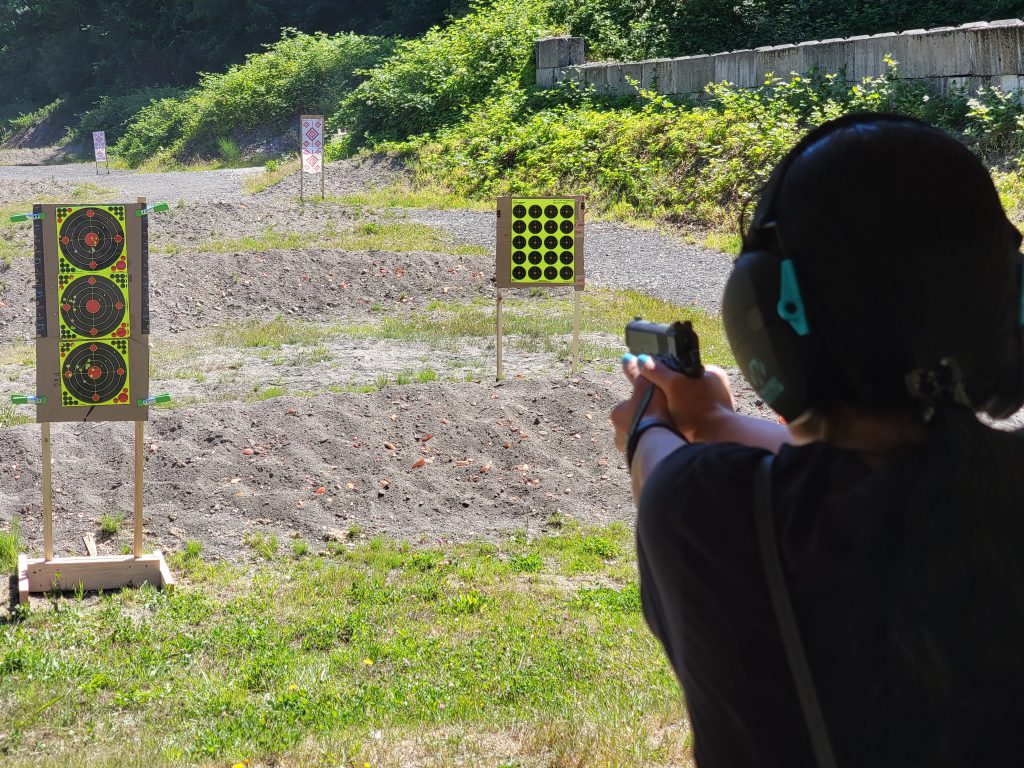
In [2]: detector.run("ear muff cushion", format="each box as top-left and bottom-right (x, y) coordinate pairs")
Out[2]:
(722, 249), (813, 422)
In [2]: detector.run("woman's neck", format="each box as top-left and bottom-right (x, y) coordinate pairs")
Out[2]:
(788, 404), (927, 465)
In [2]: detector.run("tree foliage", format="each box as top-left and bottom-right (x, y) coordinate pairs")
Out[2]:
(549, 0), (1024, 60)
(0, 0), (466, 120)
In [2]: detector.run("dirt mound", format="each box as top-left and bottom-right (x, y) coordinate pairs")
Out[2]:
(1, 377), (636, 560)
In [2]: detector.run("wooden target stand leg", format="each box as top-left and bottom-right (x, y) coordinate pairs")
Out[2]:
(494, 286), (583, 380)
(18, 420), (173, 604)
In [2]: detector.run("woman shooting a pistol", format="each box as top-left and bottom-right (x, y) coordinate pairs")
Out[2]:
(611, 114), (1024, 767)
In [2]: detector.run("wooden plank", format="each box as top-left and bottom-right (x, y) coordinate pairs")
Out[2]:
(17, 553), (29, 605)
(134, 420), (143, 557)
(42, 422), (53, 560)
(155, 550), (175, 593)
(496, 288), (504, 381)
(24, 554), (167, 594)
(572, 287), (582, 374)
(83, 534), (97, 557)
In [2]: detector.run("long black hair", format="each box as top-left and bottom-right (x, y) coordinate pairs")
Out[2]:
(749, 115), (1024, 764)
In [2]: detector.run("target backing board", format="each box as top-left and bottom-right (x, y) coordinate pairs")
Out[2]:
(496, 196), (585, 289)
(33, 203), (150, 423)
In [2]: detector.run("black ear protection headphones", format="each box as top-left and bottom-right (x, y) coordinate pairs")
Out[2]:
(721, 114), (1024, 423)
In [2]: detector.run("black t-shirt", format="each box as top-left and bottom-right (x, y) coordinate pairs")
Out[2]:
(636, 440), (1021, 767)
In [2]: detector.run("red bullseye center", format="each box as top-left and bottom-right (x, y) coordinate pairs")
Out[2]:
(85, 298), (101, 314)
(87, 365), (102, 380)
(84, 232), (100, 247)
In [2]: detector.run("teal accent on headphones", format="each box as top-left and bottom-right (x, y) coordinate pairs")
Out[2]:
(777, 259), (810, 337)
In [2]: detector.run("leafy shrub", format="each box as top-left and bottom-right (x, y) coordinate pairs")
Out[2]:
(72, 87), (185, 148)
(337, 0), (553, 146)
(115, 29), (393, 166)
(410, 58), (1013, 229)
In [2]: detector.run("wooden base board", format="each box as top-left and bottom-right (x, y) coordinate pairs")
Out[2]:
(17, 551), (174, 604)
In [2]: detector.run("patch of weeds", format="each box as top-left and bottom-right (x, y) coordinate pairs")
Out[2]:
(416, 367), (438, 383)
(373, 374), (390, 391)
(210, 317), (339, 349)
(244, 532), (280, 560)
(70, 182), (116, 201)
(292, 539), (309, 558)
(245, 157), (300, 194)
(571, 583), (642, 612)
(99, 513), (123, 536)
(443, 588), (486, 615)
(247, 385), (287, 401)
(508, 553), (543, 573)
(0, 403), (31, 428)
(329, 184), (492, 212)
(216, 137), (242, 166)
(0, 515), (21, 571)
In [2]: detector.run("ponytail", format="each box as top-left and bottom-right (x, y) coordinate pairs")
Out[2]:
(870, 405), (1024, 764)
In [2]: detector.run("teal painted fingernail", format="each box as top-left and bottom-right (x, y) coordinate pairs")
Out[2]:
(621, 353), (635, 364)
(637, 354), (652, 366)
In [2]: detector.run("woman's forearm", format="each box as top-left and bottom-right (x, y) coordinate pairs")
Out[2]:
(686, 406), (791, 453)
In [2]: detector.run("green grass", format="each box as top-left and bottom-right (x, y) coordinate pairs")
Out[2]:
(352, 287), (733, 367)
(0, 523), (686, 766)
(329, 183), (492, 212)
(0, 516), (20, 571)
(99, 513), (123, 536)
(209, 317), (342, 349)
(160, 221), (488, 258)
(0, 403), (32, 428)
(245, 157), (301, 194)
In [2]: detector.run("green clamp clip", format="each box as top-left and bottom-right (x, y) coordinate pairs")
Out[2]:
(10, 212), (44, 223)
(135, 203), (169, 217)
(11, 394), (46, 404)
(137, 393), (171, 406)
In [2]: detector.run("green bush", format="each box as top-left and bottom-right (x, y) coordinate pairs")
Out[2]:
(337, 0), (553, 146)
(115, 29), (393, 166)
(410, 59), (1014, 229)
(72, 87), (185, 149)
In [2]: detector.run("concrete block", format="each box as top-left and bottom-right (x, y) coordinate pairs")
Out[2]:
(990, 19), (1024, 27)
(607, 62), (643, 95)
(723, 49), (758, 88)
(581, 64), (610, 94)
(755, 44), (804, 80)
(673, 55), (715, 94)
(800, 37), (855, 78)
(535, 37), (585, 70)
(970, 23), (1024, 76)
(852, 32), (905, 80)
(641, 58), (673, 91)
(536, 67), (556, 89)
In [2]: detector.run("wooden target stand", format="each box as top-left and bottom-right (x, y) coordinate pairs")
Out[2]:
(495, 196), (586, 379)
(10, 198), (173, 604)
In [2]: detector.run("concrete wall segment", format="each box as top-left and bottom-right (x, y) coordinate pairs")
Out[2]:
(536, 20), (1024, 99)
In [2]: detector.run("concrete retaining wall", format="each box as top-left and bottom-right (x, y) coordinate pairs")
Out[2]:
(534, 20), (1024, 98)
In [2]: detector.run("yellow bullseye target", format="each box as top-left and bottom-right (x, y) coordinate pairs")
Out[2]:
(496, 195), (584, 290)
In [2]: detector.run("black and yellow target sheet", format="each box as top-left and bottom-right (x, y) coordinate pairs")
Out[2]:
(496, 196), (585, 290)
(34, 203), (151, 422)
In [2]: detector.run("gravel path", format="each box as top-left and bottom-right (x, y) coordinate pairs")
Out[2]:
(0, 162), (258, 202)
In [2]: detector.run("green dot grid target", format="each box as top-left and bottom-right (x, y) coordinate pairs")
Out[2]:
(509, 198), (577, 284)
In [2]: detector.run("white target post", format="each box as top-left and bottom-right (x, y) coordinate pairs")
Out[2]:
(92, 131), (110, 175)
(299, 114), (325, 202)
(495, 196), (586, 379)
(8, 198), (173, 604)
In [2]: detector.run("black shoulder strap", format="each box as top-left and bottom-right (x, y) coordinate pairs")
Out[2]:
(755, 454), (839, 768)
